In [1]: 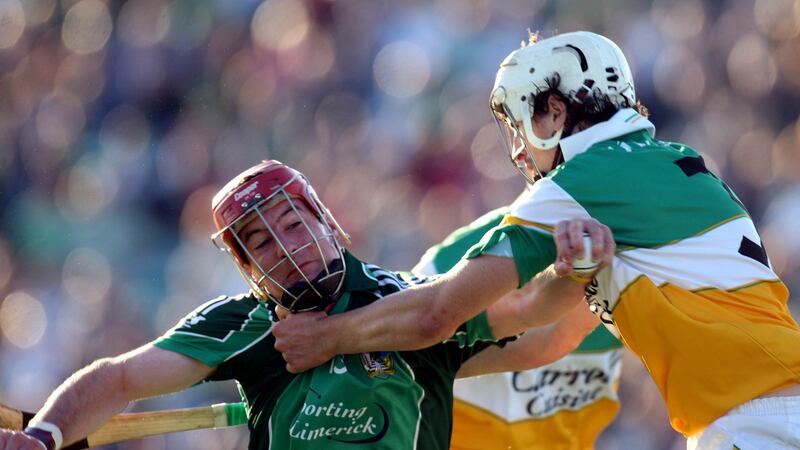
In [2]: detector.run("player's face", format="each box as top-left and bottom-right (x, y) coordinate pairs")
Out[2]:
(492, 93), (564, 183)
(505, 116), (560, 182)
(237, 199), (340, 297)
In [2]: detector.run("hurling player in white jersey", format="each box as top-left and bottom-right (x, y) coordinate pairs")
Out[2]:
(273, 31), (800, 450)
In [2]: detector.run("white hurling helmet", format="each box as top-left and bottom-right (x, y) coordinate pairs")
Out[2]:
(490, 31), (636, 183)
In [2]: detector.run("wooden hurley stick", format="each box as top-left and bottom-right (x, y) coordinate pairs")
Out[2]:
(0, 402), (248, 449)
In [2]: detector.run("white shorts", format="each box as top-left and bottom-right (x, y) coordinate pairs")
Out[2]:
(687, 396), (800, 450)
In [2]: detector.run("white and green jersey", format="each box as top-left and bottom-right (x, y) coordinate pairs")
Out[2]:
(154, 251), (505, 449)
(466, 108), (800, 436)
(415, 207), (622, 450)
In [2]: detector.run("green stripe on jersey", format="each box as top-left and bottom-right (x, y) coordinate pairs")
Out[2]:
(549, 130), (748, 248)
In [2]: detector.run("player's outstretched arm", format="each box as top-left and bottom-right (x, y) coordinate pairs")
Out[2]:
(273, 218), (613, 373)
(479, 217), (613, 340)
(456, 301), (599, 378)
(0, 344), (214, 449)
(481, 265), (587, 339)
(273, 255), (520, 373)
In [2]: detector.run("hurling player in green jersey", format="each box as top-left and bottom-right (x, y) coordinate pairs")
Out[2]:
(0, 160), (605, 450)
(273, 31), (800, 449)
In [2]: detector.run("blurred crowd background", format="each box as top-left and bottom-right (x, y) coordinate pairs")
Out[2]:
(1, 0), (799, 449)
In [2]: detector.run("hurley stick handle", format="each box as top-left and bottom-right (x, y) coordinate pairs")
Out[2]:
(0, 403), (28, 431)
(86, 403), (247, 447)
(1, 402), (248, 449)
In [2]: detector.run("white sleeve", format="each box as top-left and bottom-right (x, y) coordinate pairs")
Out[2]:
(411, 250), (439, 276)
(482, 237), (514, 258)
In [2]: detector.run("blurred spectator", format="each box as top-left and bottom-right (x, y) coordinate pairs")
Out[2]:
(1, 1), (798, 448)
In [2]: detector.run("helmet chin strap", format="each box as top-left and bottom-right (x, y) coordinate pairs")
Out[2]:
(522, 116), (563, 150)
(529, 128), (562, 150)
(517, 121), (564, 182)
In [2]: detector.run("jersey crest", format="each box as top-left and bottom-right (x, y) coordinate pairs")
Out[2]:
(361, 351), (396, 379)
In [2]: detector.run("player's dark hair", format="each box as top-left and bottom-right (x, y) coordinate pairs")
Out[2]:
(532, 74), (649, 137)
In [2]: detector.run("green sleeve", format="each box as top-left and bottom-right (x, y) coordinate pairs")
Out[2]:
(466, 223), (557, 287)
(153, 295), (273, 368)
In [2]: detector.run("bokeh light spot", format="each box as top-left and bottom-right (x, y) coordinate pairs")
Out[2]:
(35, 92), (86, 150)
(62, 247), (112, 307)
(771, 120), (800, 182)
(21, 0), (55, 27)
(471, 124), (516, 181)
(373, 41), (431, 99)
(435, 0), (491, 37)
(117, 0), (170, 48)
(0, 0), (26, 50)
(0, 291), (47, 348)
(237, 69), (277, 125)
(727, 33), (777, 98)
(251, 0), (309, 52)
(730, 128), (775, 187)
(653, 46), (706, 110)
(753, 0), (800, 41)
(62, 159), (119, 220)
(55, 54), (106, 103)
(651, 0), (705, 40)
(278, 29), (335, 81)
(61, 0), (113, 55)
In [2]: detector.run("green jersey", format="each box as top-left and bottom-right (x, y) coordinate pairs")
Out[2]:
(154, 251), (503, 449)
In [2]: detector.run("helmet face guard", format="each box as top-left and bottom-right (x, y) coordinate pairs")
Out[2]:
(490, 88), (549, 184)
(211, 160), (350, 312)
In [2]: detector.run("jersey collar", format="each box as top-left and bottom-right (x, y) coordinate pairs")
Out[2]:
(341, 250), (382, 292)
(560, 108), (656, 162)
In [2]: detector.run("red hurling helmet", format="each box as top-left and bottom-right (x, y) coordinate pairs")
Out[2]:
(211, 160), (349, 311)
